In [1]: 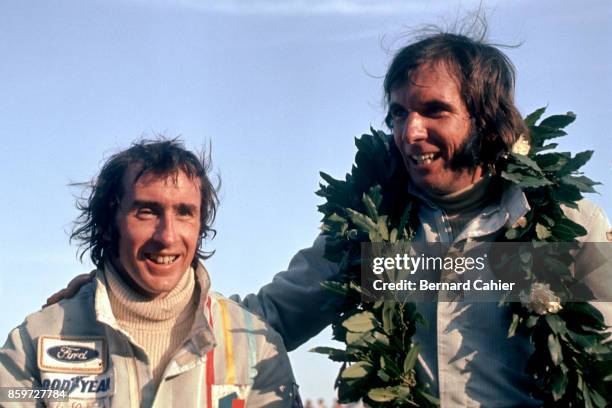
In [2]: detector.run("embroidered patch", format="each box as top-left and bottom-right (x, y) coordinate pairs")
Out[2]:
(40, 371), (114, 399)
(607, 228), (612, 242)
(38, 336), (106, 374)
(211, 384), (250, 408)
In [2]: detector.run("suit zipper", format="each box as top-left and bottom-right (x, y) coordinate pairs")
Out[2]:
(125, 339), (140, 408)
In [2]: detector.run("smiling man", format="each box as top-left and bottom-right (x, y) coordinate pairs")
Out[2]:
(112, 163), (201, 297)
(0, 140), (299, 407)
(387, 61), (485, 195)
(236, 31), (611, 406)
(37, 29), (611, 406)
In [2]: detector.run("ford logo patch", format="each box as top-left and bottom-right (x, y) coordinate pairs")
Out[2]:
(47, 346), (99, 362)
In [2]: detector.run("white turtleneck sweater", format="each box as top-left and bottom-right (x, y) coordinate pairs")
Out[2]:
(104, 264), (198, 389)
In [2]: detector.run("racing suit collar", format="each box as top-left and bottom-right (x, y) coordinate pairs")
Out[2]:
(407, 177), (530, 241)
(93, 260), (216, 357)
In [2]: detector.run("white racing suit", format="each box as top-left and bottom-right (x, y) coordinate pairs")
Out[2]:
(0, 263), (299, 407)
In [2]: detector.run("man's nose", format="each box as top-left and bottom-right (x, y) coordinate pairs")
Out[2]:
(154, 215), (177, 245)
(402, 112), (427, 144)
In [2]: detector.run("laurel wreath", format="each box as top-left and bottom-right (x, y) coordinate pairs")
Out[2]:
(312, 108), (612, 407)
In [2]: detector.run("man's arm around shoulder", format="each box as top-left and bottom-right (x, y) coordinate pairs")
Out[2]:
(233, 235), (339, 351)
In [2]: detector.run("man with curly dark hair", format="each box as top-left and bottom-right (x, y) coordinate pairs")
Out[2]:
(34, 28), (612, 406)
(0, 139), (300, 407)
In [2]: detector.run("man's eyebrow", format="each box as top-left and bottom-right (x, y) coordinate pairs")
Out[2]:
(131, 200), (161, 210)
(388, 102), (405, 111)
(388, 100), (455, 113)
(131, 201), (199, 214)
(175, 203), (198, 214)
(421, 99), (455, 112)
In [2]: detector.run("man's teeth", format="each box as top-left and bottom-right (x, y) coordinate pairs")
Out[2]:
(411, 153), (437, 164)
(148, 255), (178, 264)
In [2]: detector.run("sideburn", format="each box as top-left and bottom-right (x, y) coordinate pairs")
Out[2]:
(449, 124), (483, 170)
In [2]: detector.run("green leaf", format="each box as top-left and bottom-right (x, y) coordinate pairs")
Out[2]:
(524, 106), (547, 127)
(389, 228), (398, 243)
(589, 389), (607, 408)
(362, 193), (379, 222)
(505, 228), (520, 240)
(551, 370), (568, 401)
(310, 347), (356, 362)
(346, 208), (378, 235)
(369, 185), (383, 208)
(566, 331), (601, 352)
(552, 183), (583, 208)
(327, 213), (347, 224)
(403, 344), (420, 372)
(533, 142), (559, 153)
(539, 112), (576, 129)
(539, 214), (555, 227)
(377, 369), (391, 382)
(535, 153), (567, 171)
(548, 334), (563, 366)
(382, 302), (396, 334)
(336, 378), (362, 403)
(417, 389), (441, 405)
(526, 315), (539, 329)
(508, 314), (520, 338)
(342, 311), (376, 333)
(310, 346), (343, 355)
(397, 203), (413, 240)
(371, 331), (390, 347)
(380, 355), (402, 377)
(510, 153), (543, 173)
(367, 387), (398, 402)
(321, 281), (349, 296)
(564, 302), (605, 327)
(377, 216), (390, 241)
(560, 150), (594, 174)
(556, 216), (588, 237)
(530, 126), (567, 144)
(341, 361), (372, 379)
(536, 223), (552, 240)
(583, 386), (594, 408)
(545, 314), (568, 335)
(320, 171), (345, 190)
(561, 175), (600, 193)
(519, 175), (555, 188)
(501, 171), (554, 188)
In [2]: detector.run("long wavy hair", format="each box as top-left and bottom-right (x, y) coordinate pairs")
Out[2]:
(383, 30), (528, 165)
(70, 138), (219, 269)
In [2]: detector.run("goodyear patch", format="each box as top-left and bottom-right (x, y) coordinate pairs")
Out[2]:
(211, 384), (250, 408)
(40, 371), (114, 399)
(38, 336), (106, 374)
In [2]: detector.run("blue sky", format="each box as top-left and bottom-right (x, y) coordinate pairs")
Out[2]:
(0, 0), (610, 402)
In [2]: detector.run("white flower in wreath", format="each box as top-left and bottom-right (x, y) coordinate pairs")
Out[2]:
(519, 282), (562, 315)
(512, 134), (531, 155)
